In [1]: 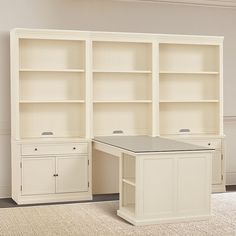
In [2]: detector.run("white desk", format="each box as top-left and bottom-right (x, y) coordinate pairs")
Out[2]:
(93, 136), (214, 226)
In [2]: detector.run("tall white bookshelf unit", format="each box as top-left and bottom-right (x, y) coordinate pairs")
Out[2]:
(11, 29), (224, 204)
(11, 30), (92, 204)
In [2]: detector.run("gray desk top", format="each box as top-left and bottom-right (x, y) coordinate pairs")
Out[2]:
(93, 135), (214, 153)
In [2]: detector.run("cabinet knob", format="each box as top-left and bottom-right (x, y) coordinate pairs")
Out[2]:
(34, 148), (38, 151)
(73, 147), (76, 150)
(208, 143), (211, 146)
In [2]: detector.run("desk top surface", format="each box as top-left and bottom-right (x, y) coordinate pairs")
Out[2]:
(93, 135), (214, 153)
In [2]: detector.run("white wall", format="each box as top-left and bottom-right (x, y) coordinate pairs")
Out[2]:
(1, 0), (236, 197)
(225, 118), (236, 185)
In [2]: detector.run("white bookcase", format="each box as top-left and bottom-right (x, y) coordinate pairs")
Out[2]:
(11, 30), (92, 204)
(92, 41), (153, 136)
(11, 29), (225, 205)
(159, 43), (221, 136)
(18, 38), (87, 139)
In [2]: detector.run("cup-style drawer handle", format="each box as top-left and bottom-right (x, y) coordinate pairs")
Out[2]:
(34, 148), (38, 151)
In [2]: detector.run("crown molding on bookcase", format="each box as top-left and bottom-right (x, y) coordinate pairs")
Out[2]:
(118, 0), (236, 8)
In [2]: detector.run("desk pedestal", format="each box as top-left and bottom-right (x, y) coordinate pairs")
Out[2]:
(118, 151), (212, 226)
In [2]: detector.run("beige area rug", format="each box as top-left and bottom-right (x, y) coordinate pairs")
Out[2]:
(1, 193), (236, 236)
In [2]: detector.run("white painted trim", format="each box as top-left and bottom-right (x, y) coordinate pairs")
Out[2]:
(0, 186), (11, 199)
(118, 0), (236, 8)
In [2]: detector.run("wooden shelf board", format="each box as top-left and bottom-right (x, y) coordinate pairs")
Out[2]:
(93, 70), (152, 74)
(159, 100), (219, 103)
(19, 69), (85, 73)
(93, 100), (152, 103)
(122, 178), (136, 187)
(19, 100), (85, 104)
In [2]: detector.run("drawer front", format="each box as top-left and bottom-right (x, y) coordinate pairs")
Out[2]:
(21, 143), (88, 156)
(181, 139), (222, 150)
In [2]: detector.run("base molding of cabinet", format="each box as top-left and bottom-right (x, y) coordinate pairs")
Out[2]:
(117, 210), (210, 226)
(212, 184), (226, 193)
(13, 192), (92, 205)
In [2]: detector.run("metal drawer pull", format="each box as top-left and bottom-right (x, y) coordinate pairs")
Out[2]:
(113, 130), (124, 134)
(41, 131), (53, 136)
(34, 148), (38, 151)
(179, 128), (190, 133)
(53, 174), (58, 177)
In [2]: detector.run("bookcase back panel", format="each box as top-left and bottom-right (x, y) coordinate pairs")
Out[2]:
(93, 42), (152, 71)
(159, 44), (219, 72)
(19, 39), (85, 70)
(93, 103), (152, 136)
(159, 74), (219, 100)
(93, 73), (151, 101)
(20, 72), (85, 101)
(159, 103), (219, 135)
(20, 104), (85, 138)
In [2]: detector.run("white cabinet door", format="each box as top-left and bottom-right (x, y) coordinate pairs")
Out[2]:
(56, 155), (88, 193)
(22, 157), (55, 195)
(212, 151), (222, 185)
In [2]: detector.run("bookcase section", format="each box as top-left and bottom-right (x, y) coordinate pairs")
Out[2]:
(11, 29), (225, 205)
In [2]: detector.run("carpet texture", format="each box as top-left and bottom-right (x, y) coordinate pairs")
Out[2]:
(1, 193), (236, 236)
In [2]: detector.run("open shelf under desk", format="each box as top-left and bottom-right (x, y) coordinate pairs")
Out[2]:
(121, 204), (135, 216)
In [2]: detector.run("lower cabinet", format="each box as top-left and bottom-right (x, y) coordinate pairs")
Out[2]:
(22, 155), (88, 196)
(56, 156), (88, 193)
(22, 157), (55, 195)
(11, 141), (92, 204)
(212, 150), (222, 185)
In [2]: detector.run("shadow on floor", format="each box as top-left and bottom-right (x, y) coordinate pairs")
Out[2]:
(0, 193), (119, 208)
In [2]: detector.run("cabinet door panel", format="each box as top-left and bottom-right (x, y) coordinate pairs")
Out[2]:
(212, 151), (222, 184)
(56, 155), (88, 193)
(22, 157), (55, 195)
(178, 156), (210, 215)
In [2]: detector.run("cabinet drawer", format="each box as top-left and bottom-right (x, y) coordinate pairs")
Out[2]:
(21, 143), (88, 156)
(182, 139), (221, 150)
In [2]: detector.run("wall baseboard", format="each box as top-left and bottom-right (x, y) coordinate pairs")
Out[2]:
(0, 186), (11, 199)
